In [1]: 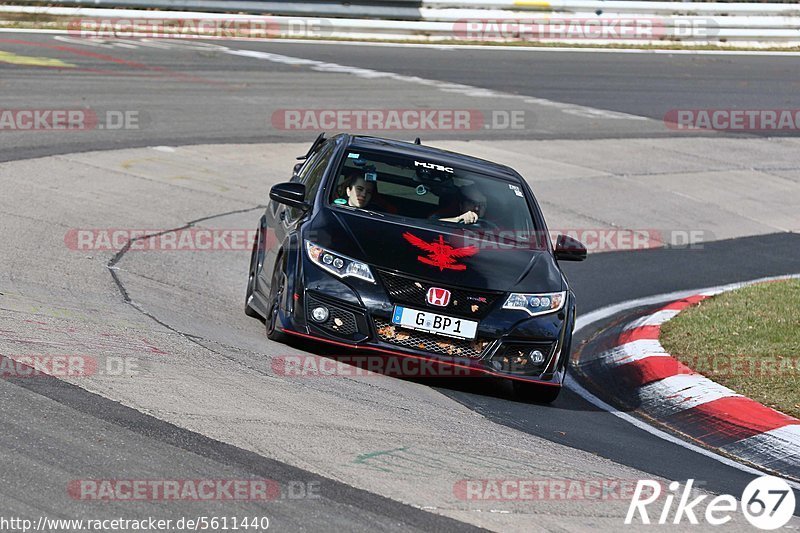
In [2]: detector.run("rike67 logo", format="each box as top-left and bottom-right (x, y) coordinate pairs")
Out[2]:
(626, 476), (796, 529)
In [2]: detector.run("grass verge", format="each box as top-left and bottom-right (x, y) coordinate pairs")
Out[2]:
(660, 279), (800, 419)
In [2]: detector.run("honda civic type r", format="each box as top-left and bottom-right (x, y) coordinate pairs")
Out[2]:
(245, 133), (587, 403)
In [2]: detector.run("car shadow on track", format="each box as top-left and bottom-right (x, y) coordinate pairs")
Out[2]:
(278, 335), (607, 412)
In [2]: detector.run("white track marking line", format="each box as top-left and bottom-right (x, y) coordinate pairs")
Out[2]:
(576, 273), (800, 333)
(53, 35), (110, 47)
(0, 28), (66, 34)
(142, 38), (231, 51)
(53, 35), (142, 49)
(522, 96), (644, 120)
(224, 47), (649, 120)
(567, 378), (796, 485)
(569, 272), (800, 488)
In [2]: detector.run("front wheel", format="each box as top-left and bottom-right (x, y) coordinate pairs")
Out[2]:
(266, 262), (287, 343)
(512, 381), (561, 404)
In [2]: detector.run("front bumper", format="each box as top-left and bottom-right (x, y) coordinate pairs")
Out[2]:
(276, 262), (572, 387)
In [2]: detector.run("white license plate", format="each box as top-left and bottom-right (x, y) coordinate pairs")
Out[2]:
(391, 306), (478, 340)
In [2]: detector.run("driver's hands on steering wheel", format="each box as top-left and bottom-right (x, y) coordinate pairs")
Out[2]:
(456, 210), (479, 224)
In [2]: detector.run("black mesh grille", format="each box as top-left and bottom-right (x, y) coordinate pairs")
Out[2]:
(307, 294), (358, 336)
(374, 318), (492, 359)
(377, 270), (501, 319)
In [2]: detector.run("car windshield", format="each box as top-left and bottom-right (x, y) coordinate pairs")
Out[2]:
(329, 149), (540, 238)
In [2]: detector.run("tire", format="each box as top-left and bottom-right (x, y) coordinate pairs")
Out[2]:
(512, 381), (561, 404)
(245, 228), (262, 319)
(266, 260), (287, 343)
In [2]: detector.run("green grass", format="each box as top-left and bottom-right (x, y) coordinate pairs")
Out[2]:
(660, 279), (800, 419)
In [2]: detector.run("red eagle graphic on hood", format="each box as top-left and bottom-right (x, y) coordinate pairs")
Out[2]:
(402, 232), (478, 271)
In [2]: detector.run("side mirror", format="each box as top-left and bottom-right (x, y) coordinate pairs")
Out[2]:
(554, 234), (587, 262)
(270, 182), (311, 211)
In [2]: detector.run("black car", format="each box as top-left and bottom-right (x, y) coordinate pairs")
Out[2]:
(245, 133), (586, 403)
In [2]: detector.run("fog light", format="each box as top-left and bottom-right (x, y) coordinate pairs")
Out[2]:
(311, 306), (329, 322)
(529, 349), (545, 365)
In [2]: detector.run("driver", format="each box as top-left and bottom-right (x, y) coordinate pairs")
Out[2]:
(438, 184), (487, 224)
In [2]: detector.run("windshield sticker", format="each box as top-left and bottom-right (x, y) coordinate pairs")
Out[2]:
(415, 184), (428, 196)
(414, 160), (453, 173)
(333, 198), (347, 205)
(347, 153), (360, 159)
(508, 184), (524, 197)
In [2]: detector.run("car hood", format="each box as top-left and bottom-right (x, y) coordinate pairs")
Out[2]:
(309, 209), (564, 293)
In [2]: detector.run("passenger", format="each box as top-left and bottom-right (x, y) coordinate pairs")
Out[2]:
(337, 167), (398, 214)
(341, 173), (375, 208)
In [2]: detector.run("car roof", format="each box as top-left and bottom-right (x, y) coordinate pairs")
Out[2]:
(342, 134), (522, 181)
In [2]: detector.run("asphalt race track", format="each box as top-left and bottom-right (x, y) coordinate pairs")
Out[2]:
(1, 32), (799, 531)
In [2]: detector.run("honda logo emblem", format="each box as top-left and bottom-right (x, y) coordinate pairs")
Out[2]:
(426, 287), (451, 307)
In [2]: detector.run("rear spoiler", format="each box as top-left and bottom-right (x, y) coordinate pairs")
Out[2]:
(297, 132), (326, 160)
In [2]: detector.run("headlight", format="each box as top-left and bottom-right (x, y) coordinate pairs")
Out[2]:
(502, 291), (566, 316)
(305, 241), (375, 283)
